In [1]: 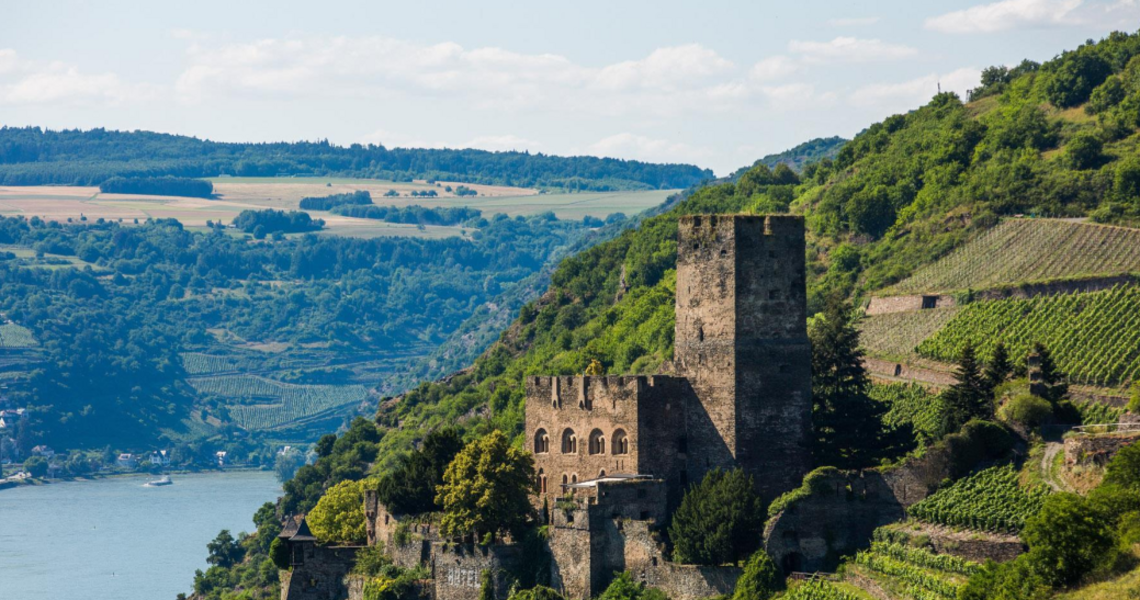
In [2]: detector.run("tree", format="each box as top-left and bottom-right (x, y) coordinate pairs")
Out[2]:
(983, 342), (1012, 392)
(1044, 53), (1112, 108)
(732, 550), (783, 600)
(1031, 342), (1068, 403)
(23, 455), (48, 477)
(1065, 132), (1104, 170)
(810, 297), (899, 467)
(307, 479), (368, 543)
(437, 430), (535, 541)
(1102, 441), (1140, 489)
(669, 468), (764, 565)
(375, 427), (464, 515)
(274, 450), (304, 483)
(596, 572), (664, 600)
(942, 342), (992, 433)
(1086, 77), (1125, 114)
(206, 530), (244, 569)
(1021, 493), (1117, 587)
(269, 537), (291, 570)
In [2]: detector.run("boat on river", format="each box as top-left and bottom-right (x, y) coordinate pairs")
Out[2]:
(144, 475), (172, 487)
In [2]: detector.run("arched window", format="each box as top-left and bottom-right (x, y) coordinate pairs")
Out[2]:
(571, 474), (578, 484)
(561, 428), (577, 454)
(534, 428), (549, 454)
(612, 429), (629, 455)
(599, 469), (607, 478)
(537, 469), (546, 494)
(588, 429), (606, 455)
(562, 474), (568, 486)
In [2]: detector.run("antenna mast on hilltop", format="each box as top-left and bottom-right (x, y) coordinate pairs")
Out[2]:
(938, 82), (942, 94)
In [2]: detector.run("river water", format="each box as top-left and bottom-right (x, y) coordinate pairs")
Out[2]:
(0, 470), (282, 600)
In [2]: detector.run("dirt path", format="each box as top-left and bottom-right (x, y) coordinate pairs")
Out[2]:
(1041, 442), (1069, 492)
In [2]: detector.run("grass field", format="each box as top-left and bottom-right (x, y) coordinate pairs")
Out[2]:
(0, 183), (677, 237)
(888, 219), (1140, 294)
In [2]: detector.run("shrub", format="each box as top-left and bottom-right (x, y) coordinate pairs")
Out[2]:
(269, 537), (290, 570)
(1021, 493), (1118, 587)
(1044, 53), (1112, 108)
(509, 586), (566, 600)
(998, 394), (1053, 427)
(670, 468), (764, 565)
(1064, 132), (1104, 170)
(23, 455), (48, 477)
(308, 479), (368, 543)
(1086, 77), (1126, 114)
(1102, 441), (1140, 489)
(597, 572), (665, 600)
(732, 550), (783, 600)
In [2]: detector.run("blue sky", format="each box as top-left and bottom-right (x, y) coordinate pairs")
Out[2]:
(1, 0), (1136, 175)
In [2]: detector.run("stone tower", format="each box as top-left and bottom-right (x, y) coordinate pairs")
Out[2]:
(674, 214), (812, 501)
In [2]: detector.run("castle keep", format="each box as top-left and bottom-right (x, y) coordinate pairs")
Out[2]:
(526, 214), (812, 508)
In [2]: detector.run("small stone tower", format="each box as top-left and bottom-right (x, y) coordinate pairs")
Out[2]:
(674, 214), (812, 501)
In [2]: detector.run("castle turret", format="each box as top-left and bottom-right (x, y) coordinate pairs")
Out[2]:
(674, 214), (812, 501)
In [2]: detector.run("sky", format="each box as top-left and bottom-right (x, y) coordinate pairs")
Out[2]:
(1, 0), (1137, 176)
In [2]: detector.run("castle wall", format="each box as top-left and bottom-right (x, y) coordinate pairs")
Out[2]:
(279, 544), (360, 600)
(526, 375), (689, 505)
(431, 543), (526, 600)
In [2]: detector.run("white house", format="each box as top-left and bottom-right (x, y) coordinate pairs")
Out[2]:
(117, 453), (138, 468)
(215, 451), (228, 467)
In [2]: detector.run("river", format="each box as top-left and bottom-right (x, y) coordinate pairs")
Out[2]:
(0, 470), (282, 600)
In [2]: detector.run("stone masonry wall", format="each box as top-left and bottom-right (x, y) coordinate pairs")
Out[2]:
(280, 544), (360, 600)
(1064, 432), (1140, 467)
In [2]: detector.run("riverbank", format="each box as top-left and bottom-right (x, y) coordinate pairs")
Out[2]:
(0, 465), (271, 491)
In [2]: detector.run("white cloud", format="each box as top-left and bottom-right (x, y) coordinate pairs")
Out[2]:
(0, 49), (158, 106)
(827, 17), (882, 26)
(925, 0), (1082, 33)
(760, 83), (838, 111)
(749, 56), (798, 81)
(788, 37), (918, 64)
(174, 36), (743, 118)
(586, 133), (711, 165)
(850, 68), (981, 110)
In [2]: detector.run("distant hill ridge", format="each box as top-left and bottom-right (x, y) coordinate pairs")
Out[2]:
(0, 127), (713, 191)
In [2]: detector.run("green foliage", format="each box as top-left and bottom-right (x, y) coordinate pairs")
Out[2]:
(959, 556), (1051, 600)
(768, 467), (839, 518)
(232, 209), (324, 236)
(23, 455), (47, 477)
(811, 299), (906, 467)
(478, 569), (494, 600)
(1087, 77), (1126, 115)
(732, 550), (783, 600)
(919, 286), (1140, 387)
(783, 580), (872, 600)
(507, 586), (566, 600)
(0, 126), (710, 190)
(853, 550), (960, 598)
(1044, 51), (1112, 108)
(307, 479), (369, 543)
(98, 175), (213, 198)
(669, 468), (764, 565)
(1065, 132), (1105, 170)
(268, 537), (290, 571)
(941, 342), (994, 434)
(857, 308), (960, 360)
(375, 427), (464, 515)
(907, 464), (1050, 534)
(998, 393), (1052, 427)
(207, 530), (245, 569)
(597, 572), (666, 600)
(332, 204), (482, 226)
(298, 190), (373, 211)
(869, 383), (945, 445)
(436, 430), (535, 540)
(1102, 441), (1140, 489)
(1022, 492), (1119, 586)
(282, 417), (381, 514)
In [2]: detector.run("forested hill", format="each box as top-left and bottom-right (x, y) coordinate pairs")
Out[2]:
(746, 136), (847, 175)
(0, 127), (713, 191)
(371, 29), (1140, 460)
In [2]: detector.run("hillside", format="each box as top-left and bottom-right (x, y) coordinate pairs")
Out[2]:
(734, 136), (848, 177)
(0, 127), (713, 191)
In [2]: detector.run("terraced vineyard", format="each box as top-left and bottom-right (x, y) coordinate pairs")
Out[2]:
(851, 539), (980, 600)
(0, 323), (37, 348)
(889, 219), (1140, 294)
(181, 353), (261, 375)
(870, 383), (945, 444)
(907, 464), (1050, 534)
(187, 374), (368, 430)
(917, 286), (1140, 387)
(859, 309), (959, 360)
(784, 579), (874, 600)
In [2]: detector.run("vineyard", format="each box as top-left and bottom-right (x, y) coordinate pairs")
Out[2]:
(858, 309), (959, 360)
(869, 383), (945, 444)
(0, 323), (37, 349)
(181, 353), (261, 375)
(889, 219), (1140, 294)
(784, 579), (875, 600)
(187, 374), (368, 431)
(851, 541), (978, 600)
(1075, 400), (1125, 425)
(907, 464), (1050, 534)
(917, 286), (1140, 387)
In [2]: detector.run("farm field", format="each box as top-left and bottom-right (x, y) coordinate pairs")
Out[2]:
(0, 323), (37, 349)
(888, 219), (1140, 294)
(0, 183), (676, 235)
(859, 308), (960, 360)
(907, 464), (1050, 534)
(187, 374), (368, 431)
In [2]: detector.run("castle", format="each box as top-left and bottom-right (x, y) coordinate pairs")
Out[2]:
(280, 215), (814, 600)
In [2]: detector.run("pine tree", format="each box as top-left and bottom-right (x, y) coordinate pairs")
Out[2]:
(1032, 342), (1069, 403)
(669, 469), (764, 565)
(810, 297), (901, 467)
(984, 342), (1012, 392)
(943, 342), (993, 433)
